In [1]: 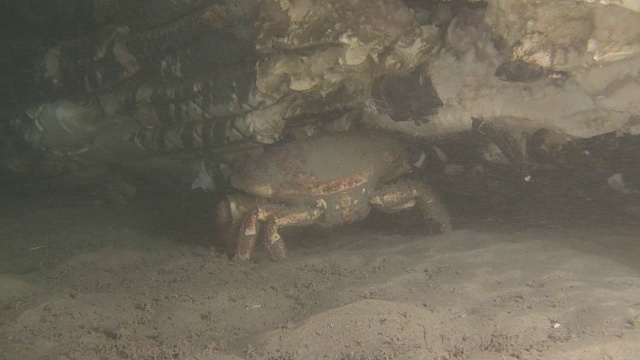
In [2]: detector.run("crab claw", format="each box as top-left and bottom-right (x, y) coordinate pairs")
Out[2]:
(264, 219), (287, 260)
(214, 194), (257, 260)
(371, 179), (452, 234)
(235, 210), (260, 261)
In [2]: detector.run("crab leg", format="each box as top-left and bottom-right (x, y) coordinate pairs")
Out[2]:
(215, 194), (262, 260)
(235, 210), (261, 261)
(371, 179), (452, 233)
(259, 204), (324, 260)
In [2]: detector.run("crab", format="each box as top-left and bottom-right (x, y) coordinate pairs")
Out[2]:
(215, 131), (452, 261)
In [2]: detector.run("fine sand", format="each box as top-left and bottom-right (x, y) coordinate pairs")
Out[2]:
(0, 185), (638, 359)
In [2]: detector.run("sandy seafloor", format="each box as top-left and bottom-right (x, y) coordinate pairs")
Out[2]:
(0, 179), (639, 360)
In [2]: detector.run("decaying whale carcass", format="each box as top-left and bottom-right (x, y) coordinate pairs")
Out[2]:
(0, 0), (443, 191)
(0, 0), (638, 197)
(364, 0), (640, 189)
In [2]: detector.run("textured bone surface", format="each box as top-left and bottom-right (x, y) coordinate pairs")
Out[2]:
(366, 0), (640, 139)
(3, 0), (640, 182)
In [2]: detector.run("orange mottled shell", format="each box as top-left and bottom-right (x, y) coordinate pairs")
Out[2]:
(231, 131), (412, 201)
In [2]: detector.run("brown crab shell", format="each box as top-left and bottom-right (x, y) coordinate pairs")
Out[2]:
(230, 131), (413, 202)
